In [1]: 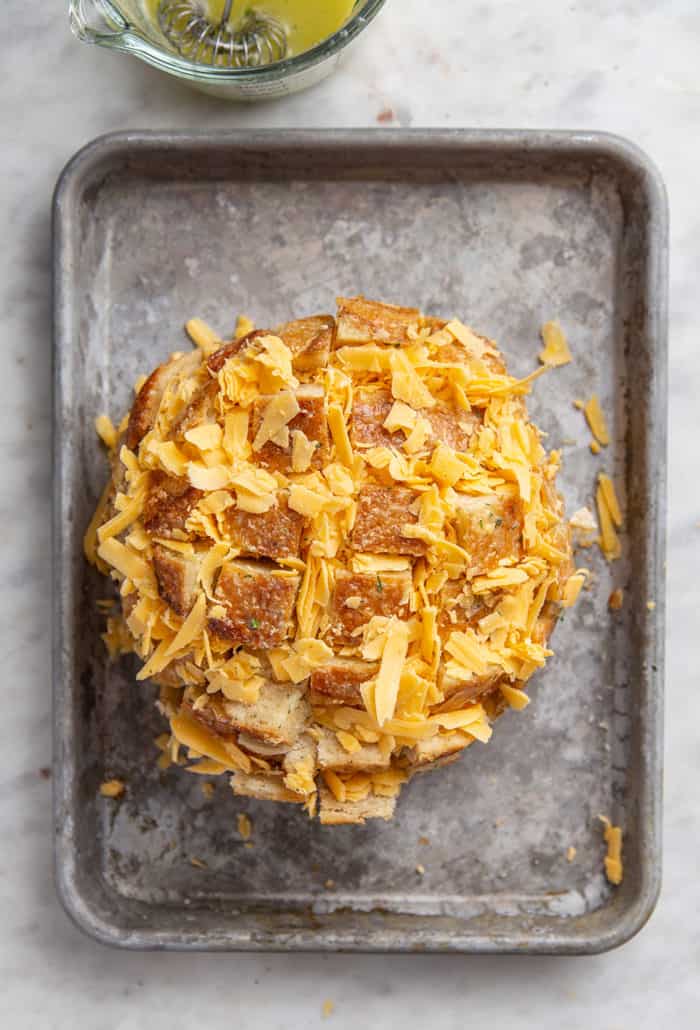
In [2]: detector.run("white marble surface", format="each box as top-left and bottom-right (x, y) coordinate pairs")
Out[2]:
(1, 0), (698, 1025)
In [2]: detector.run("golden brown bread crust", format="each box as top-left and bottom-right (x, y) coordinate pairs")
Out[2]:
(315, 726), (390, 775)
(250, 385), (329, 473)
(404, 729), (474, 769)
(152, 544), (200, 616)
(206, 330), (267, 373)
(349, 386), (479, 452)
(169, 378), (219, 439)
(318, 784), (396, 825)
(309, 659), (379, 705)
(231, 772), (306, 803)
(455, 493), (524, 576)
(351, 485), (426, 556)
(349, 387), (399, 450)
(336, 296), (421, 347)
(325, 569), (412, 646)
(426, 405), (481, 450)
(126, 352), (202, 450)
(223, 496), (304, 560)
(274, 315), (335, 372)
(143, 472), (203, 540)
(435, 338), (507, 376)
(209, 560), (300, 648)
(187, 682), (310, 746)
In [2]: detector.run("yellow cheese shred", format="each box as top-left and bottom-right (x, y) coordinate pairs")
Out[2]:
(165, 592), (207, 658)
(252, 391), (300, 451)
(583, 394), (610, 446)
(538, 321), (572, 367)
(327, 402), (354, 467)
(170, 710), (251, 773)
(323, 769), (347, 803)
(84, 481), (112, 568)
(186, 318), (221, 356)
(596, 483), (622, 562)
(500, 683), (530, 710)
(598, 472), (622, 527)
(599, 815), (623, 885)
(95, 414), (118, 449)
(373, 619), (410, 726)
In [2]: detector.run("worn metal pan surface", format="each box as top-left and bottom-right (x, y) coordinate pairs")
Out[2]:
(53, 130), (667, 952)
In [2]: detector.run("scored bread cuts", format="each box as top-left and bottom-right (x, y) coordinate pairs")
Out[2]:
(87, 296), (586, 824)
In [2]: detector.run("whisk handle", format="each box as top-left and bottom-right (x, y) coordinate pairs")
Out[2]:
(69, 0), (129, 44)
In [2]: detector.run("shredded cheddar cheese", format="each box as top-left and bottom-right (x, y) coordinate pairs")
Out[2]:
(583, 394), (610, 446)
(599, 815), (623, 885)
(99, 779), (125, 798)
(88, 296), (581, 825)
(539, 321), (572, 367)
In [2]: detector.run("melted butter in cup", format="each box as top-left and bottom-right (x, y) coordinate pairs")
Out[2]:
(148, 0), (358, 59)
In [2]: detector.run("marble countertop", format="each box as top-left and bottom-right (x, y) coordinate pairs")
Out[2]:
(2, 1), (697, 1025)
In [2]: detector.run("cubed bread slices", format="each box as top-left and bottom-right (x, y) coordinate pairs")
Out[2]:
(435, 336), (507, 376)
(437, 669), (503, 705)
(335, 296), (421, 347)
(209, 559), (300, 647)
(250, 384), (329, 473)
(126, 350), (202, 450)
(435, 579), (485, 635)
(190, 681), (309, 747)
(351, 484), (426, 556)
(169, 378), (219, 439)
(274, 315), (335, 372)
(231, 771), (307, 804)
(315, 726), (390, 775)
(318, 784), (396, 825)
(282, 733), (318, 796)
(206, 318), (334, 376)
(325, 569), (412, 646)
(152, 543), (201, 616)
(143, 472), (203, 540)
(453, 492), (523, 576)
(309, 659), (378, 706)
(223, 494), (304, 560)
(405, 730), (474, 772)
(350, 386), (479, 452)
(205, 330), (267, 373)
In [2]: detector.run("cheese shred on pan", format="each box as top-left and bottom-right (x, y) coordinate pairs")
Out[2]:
(87, 296), (584, 824)
(599, 815), (623, 885)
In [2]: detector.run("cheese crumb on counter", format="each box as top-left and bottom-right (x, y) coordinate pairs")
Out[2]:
(608, 588), (624, 610)
(322, 1000), (335, 1019)
(566, 846), (577, 862)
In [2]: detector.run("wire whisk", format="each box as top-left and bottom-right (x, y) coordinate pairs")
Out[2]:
(157, 0), (288, 67)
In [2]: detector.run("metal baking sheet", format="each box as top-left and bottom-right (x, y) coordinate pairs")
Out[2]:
(53, 130), (667, 953)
